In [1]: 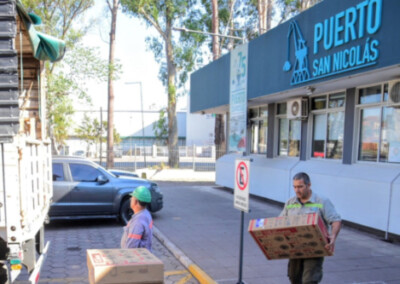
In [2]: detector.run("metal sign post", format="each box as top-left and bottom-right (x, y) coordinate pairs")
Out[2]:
(234, 158), (250, 284)
(229, 41), (249, 284)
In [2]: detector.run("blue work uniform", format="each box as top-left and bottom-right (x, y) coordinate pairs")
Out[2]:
(280, 191), (341, 284)
(121, 209), (153, 251)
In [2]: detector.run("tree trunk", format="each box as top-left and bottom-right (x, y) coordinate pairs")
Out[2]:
(213, 0), (226, 159)
(106, 0), (118, 169)
(258, 0), (267, 34)
(211, 0), (220, 60)
(165, 14), (179, 168)
(214, 115), (226, 158)
(258, 0), (273, 34)
(301, 0), (318, 11)
(267, 0), (273, 31)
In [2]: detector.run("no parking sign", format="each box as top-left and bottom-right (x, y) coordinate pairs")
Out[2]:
(234, 159), (250, 212)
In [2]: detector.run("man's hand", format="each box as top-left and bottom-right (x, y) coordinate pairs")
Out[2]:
(325, 235), (336, 253)
(325, 221), (341, 253)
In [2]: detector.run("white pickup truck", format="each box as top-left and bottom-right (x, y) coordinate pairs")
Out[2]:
(0, 1), (65, 283)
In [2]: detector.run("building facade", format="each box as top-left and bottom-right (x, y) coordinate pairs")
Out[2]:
(190, 0), (400, 237)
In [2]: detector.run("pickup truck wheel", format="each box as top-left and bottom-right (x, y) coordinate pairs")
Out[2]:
(0, 263), (9, 284)
(120, 198), (133, 225)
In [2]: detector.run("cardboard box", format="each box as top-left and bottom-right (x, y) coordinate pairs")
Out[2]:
(87, 248), (164, 284)
(248, 213), (332, 260)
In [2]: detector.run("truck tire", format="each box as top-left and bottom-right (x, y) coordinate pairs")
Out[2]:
(0, 239), (9, 284)
(0, 263), (9, 284)
(120, 198), (133, 225)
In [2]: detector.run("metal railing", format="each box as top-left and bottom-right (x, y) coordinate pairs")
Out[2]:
(90, 145), (225, 172)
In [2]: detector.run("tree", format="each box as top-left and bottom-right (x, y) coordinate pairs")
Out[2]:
(75, 114), (121, 157)
(152, 108), (168, 145)
(211, 0), (226, 158)
(105, 0), (120, 169)
(21, 0), (110, 153)
(75, 114), (99, 156)
(200, 0), (245, 157)
(120, 0), (205, 167)
(46, 45), (110, 149)
(254, 0), (274, 34)
(276, 0), (321, 22)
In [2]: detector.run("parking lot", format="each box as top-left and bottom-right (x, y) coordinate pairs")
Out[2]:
(15, 218), (198, 284)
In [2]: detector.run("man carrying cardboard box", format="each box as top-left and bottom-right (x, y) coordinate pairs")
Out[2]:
(280, 172), (341, 284)
(121, 186), (153, 251)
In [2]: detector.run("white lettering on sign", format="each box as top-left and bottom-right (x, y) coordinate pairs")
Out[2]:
(314, 0), (382, 54)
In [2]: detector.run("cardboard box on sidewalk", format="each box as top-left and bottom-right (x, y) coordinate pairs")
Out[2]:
(248, 213), (332, 260)
(87, 248), (164, 284)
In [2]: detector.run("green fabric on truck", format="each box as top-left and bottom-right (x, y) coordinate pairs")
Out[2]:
(16, 1), (66, 62)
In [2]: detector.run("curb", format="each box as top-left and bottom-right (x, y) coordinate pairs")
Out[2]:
(153, 226), (217, 284)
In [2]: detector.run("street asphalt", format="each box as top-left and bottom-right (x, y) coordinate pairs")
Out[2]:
(153, 181), (400, 284)
(12, 176), (400, 284)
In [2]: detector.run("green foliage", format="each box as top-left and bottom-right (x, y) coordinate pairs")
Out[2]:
(47, 82), (74, 147)
(113, 128), (121, 145)
(276, 0), (322, 22)
(75, 114), (100, 145)
(152, 108), (168, 145)
(21, 0), (95, 40)
(121, 0), (206, 96)
(75, 115), (121, 146)
(120, 0), (206, 166)
(20, 1), (122, 150)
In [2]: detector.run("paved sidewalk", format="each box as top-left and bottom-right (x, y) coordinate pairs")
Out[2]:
(154, 182), (400, 284)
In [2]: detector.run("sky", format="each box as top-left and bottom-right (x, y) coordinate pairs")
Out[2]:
(77, 2), (188, 114)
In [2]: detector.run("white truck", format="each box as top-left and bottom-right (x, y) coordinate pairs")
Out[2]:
(0, 1), (65, 283)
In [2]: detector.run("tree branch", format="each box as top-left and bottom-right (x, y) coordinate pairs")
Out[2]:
(106, 0), (112, 12)
(139, 7), (167, 41)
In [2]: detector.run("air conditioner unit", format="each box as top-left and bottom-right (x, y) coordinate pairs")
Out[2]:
(388, 80), (400, 105)
(287, 97), (308, 120)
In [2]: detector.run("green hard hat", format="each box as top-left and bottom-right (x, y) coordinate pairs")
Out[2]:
(130, 186), (151, 203)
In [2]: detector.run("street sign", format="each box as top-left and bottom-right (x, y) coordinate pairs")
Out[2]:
(234, 159), (250, 212)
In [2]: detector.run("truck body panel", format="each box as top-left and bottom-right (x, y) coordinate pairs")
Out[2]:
(0, 1), (65, 282)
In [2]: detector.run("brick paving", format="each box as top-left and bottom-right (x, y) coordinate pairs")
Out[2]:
(14, 219), (198, 284)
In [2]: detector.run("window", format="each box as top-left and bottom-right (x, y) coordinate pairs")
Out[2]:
(276, 103), (300, 157)
(311, 92), (345, 159)
(250, 106), (268, 154)
(52, 163), (64, 181)
(357, 83), (400, 163)
(70, 163), (102, 182)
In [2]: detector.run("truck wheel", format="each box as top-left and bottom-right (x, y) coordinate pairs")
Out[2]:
(120, 198), (133, 225)
(0, 263), (9, 284)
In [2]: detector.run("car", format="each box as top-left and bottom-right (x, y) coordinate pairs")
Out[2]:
(50, 156), (163, 224)
(73, 150), (86, 157)
(114, 149), (123, 158)
(101, 150), (122, 158)
(109, 169), (139, 178)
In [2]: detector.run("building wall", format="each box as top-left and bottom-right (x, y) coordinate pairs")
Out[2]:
(193, 0), (400, 236)
(191, 0), (400, 113)
(186, 94), (215, 146)
(217, 154), (400, 235)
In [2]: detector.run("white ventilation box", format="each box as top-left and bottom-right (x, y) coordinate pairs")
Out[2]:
(287, 98), (309, 120)
(388, 80), (400, 105)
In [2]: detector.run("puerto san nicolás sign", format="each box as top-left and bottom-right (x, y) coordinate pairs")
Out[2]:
(283, 0), (382, 85)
